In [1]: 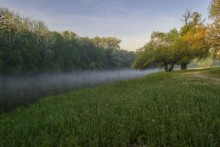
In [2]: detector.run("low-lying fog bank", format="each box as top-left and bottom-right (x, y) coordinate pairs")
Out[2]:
(0, 69), (158, 112)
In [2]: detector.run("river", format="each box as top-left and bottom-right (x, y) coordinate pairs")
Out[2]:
(0, 69), (158, 111)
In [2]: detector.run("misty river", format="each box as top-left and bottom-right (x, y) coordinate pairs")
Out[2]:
(0, 69), (158, 111)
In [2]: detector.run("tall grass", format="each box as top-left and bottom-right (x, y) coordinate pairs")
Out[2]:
(0, 68), (220, 146)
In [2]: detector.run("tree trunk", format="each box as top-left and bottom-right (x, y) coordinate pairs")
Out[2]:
(181, 63), (187, 70)
(164, 64), (168, 72)
(168, 63), (175, 71)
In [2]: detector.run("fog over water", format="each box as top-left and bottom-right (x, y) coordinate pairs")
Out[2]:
(0, 69), (158, 111)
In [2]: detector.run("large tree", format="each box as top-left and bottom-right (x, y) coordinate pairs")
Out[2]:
(132, 29), (180, 71)
(178, 10), (208, 70)
(132, 10), (210, 71)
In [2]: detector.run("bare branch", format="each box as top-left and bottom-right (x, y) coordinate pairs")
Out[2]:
(181, 8), (193, 26)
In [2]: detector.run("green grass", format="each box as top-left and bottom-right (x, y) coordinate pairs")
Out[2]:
(1, 68), (220, 146)
(206, 67), (220, 77)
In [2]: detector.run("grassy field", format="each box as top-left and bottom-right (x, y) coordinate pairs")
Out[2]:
(0, 68), (220, 146)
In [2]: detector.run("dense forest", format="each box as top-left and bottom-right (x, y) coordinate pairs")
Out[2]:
(132, 1), (220, 71)
(0, 8), (136, 74)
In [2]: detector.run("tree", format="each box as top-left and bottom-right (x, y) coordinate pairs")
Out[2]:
(132, 10), (210, 71)
(178, 10), (207, 70)
(132, 29), (180, 71)
(207, 21), (220, 59)
(209, 0), (220, 20)
(208, 0), (220, 59)
(0, 7), (137, 74)
(0, 8), (26, 73)
(92, 36), (122, 68)
(118, 50), (136, 67)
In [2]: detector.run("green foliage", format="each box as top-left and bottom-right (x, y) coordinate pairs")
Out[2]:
(208, 1), (220, 58)
(0, 68), (220, 146)
(0, 8), (136, 74)
(133, 10), (210, 71)
(207, 67), (220, 77)
(133, 29), (180, 71)
(209, 0), (220, 19)
(132, 44), (156, 69)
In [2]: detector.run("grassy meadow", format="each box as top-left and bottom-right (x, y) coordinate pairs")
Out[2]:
(0, 68), (220, 146)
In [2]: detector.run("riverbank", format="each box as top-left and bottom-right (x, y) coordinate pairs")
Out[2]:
(0, 69), (157, 112)
(0, 68), (220, 146)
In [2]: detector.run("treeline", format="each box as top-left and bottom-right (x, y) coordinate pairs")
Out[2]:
(0, 8), (136, 74)
(133, 1), (220, 71)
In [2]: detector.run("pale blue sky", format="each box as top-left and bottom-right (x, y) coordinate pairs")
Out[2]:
(0, 0), (211, 51)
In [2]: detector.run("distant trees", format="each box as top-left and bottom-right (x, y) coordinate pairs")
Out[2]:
(132, 10), (210, 71)
(0, 8), (136, 74)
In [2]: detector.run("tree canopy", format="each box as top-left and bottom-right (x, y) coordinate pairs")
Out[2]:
(132, 10), (210, 71)
(209, 0), (220, 20)
(0, 8), (136, 74)
(208, 0), (220, 59)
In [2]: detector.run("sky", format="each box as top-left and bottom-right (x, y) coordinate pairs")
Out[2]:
(0, 0), (211, 51)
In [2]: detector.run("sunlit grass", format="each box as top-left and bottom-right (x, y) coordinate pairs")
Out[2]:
(0, 68), (220, 146)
